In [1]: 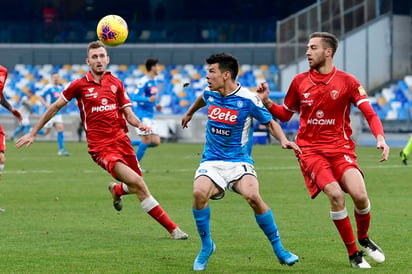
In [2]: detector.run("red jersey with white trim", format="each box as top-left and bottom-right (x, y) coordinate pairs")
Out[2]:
(284, 66), (369, 151)
(0, 65), (7, 99)
(61, 71), (132, 149)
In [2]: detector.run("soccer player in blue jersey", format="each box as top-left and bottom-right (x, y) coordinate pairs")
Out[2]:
(37, 72), (70, 156)
(129, 58), (162, 170)
(181, 53), (302, 271)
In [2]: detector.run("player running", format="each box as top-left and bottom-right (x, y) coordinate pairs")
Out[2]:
(182, 53), (301, 271)
(16, 41), (188, 240)
(257, 32), (389, 268)
(0, 65), (23, 212)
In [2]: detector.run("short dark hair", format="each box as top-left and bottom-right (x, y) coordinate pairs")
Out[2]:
(87, 40), (106, 56)
(145, 58), (159, 71)
(310, 32), (339, 57)
(206, 53), (239, 80)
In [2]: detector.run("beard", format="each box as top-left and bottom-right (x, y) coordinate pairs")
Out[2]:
(309, 55), (326, 70)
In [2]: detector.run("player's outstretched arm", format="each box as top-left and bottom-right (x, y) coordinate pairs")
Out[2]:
(1, 93), (23, 123)
(16, 97), (66, 148)
(256, 81), (274, 109)
(182, 95), (206, 128)
(122, 106), (152, 133)
(376, 134), (390, 162)
(266, 120), (302, 154)
(358, 102), (389, 162)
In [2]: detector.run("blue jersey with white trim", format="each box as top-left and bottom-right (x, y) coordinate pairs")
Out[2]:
(39, 83), (64, 115)
(129, 75), (158, 120)
(201, 85), (272, 164)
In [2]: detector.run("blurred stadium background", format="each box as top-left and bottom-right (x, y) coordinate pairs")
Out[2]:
(1, 0), (411, 146)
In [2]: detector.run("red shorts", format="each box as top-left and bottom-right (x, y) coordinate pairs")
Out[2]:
(297, 150), (363, 199)
(0, 125), (5, 153)
(88, 135), (142, 180)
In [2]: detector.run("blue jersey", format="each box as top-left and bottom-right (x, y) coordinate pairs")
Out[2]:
(39, 83), (64, 115)
(129, 75), (158, 119)
(201, 85), (272, 164)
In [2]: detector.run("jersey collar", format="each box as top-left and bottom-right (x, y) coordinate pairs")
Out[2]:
(308, 66), (337, 85)
(85, 71), (112, 84)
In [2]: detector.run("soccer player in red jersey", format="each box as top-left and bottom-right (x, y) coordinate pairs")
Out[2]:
(15, 41), (188, 240)
(256, 32), (389, 268)
(0, 65), (23, 212)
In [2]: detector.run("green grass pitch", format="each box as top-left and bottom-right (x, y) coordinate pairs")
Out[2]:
(1, 140), (410, 273)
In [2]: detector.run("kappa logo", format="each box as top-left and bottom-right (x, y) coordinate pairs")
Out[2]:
(85, 87), (98, 99)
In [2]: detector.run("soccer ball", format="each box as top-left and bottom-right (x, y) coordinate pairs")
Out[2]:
(96, 15), (128, 47)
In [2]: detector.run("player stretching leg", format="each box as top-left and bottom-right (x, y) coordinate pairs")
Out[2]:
(182, 53), (300, 270)
(16, 41), (188, 240)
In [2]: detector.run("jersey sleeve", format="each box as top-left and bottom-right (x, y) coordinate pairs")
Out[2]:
(118, 81), (132, 109)
(251, 94), (272, 124)
(61, 79), (80, 102)
(283, 76), (301, 112)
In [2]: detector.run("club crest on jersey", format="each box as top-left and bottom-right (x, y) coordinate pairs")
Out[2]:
(208, 105), (238, 125)
(330, 90), (339, 100)
(110, 85), (117, 93)
(303, 93), (310, 98)
(237, 100), (243, 108)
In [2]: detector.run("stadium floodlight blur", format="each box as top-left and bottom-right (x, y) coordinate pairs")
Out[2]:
(276, 0), (393, 65)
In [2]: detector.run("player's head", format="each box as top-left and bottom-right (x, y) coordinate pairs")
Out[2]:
(309, 32), (338, 56)
(145, 58), (160, 76)
(206, 53), (239, 81)
(145, 58), (159, 71)
(50, 72), (59, 85)
(306, 32), (338, 70)
(86, 40), (110, 76)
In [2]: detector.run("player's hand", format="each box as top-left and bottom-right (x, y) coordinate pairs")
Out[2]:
(256, 81), (270, 100)
(11, 108), (23, 124)
(181, 113), (193, 128)
(376, 140), (390, 162)
(281, 141), (302, 154)
(155, 104), (162, 112)
(256, 81), (273, 108)
(138, 123), (152, 134)
(15, 133), (35, 148)
(148, 95), (157, 103)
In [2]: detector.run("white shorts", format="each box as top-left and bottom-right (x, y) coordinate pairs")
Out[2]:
(44, 114), (63, 129)
(135, 117), (159, 136)
(195, 161), (257, 200)
(21, 115), (30, 126)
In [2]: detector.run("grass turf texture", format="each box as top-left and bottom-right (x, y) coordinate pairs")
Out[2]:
(1, 141), (410, 273)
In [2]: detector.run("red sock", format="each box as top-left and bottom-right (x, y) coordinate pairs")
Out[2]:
(114, 183), (127, 196)
(355, 211), (370, 240)
(333, 216), (359, 256)
(148, 205), (177, 233)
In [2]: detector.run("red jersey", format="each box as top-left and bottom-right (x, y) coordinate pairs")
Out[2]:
(61, 71), (132, 149)
(284, 66), (368, 152)
(0, 65), (7, 98)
